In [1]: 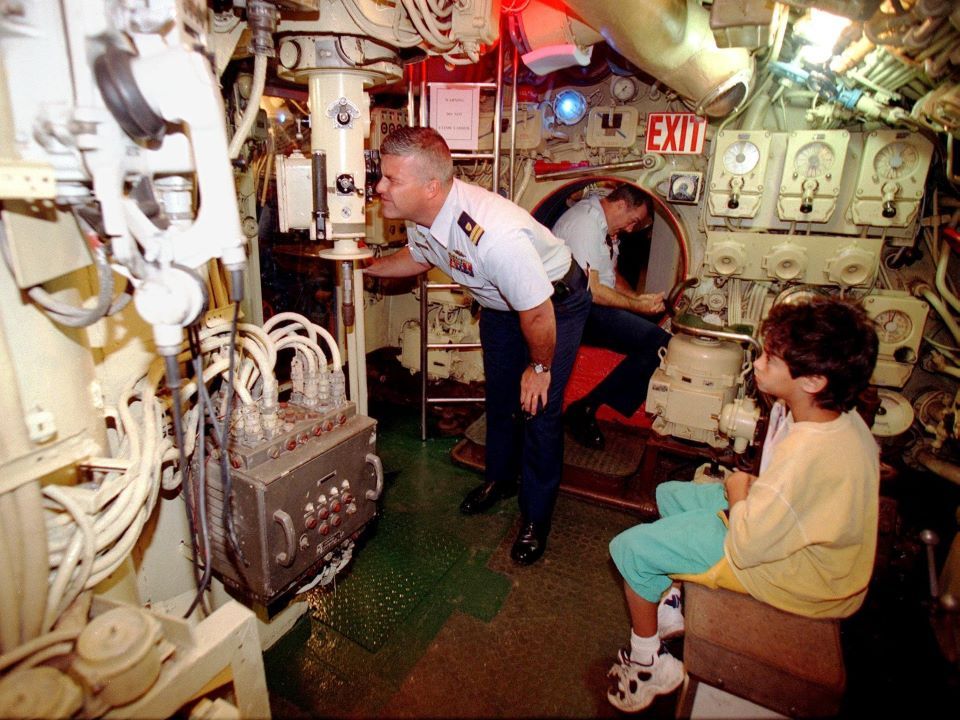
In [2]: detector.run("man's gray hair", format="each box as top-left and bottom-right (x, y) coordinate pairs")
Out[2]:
(380, 127), (454, 184)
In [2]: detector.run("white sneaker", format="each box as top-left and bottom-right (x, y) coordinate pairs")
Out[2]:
(607, 643), (686, 713)
(657, 587), (684, 640)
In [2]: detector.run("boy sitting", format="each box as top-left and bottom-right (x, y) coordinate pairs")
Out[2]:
(606, 297), (880, 713)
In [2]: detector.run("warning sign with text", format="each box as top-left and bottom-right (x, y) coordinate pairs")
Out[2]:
(429, 84), (480, 151)
(645, 112), (707, 155)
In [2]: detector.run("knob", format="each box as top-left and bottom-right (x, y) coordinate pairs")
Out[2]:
(882, 200), (897, 218)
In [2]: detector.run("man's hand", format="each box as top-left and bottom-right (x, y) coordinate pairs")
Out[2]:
(517, 299), (556, 417)
(633, 292), (665, 314)
(724, 471), (756, 506)
(362, 247), (431, 278)
(520, 366), (550, 416)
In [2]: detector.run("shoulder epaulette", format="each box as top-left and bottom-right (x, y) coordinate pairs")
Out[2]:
(457, 211), (485, 245)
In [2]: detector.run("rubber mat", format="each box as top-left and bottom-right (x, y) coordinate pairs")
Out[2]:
(462, 412), (643, 476)
(307, 510), (466, 651)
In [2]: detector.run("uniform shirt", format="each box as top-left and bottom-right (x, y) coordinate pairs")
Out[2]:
(724, 409), (880, 618)
(551, 195), (619, 289)
(406, 178), (572, 312)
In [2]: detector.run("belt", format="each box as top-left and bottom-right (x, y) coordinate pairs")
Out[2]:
(551, 261), (587, 302)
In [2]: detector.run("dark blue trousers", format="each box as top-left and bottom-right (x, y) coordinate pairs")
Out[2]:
(579, 303), (671, 417)
(479, 286), (591, 528)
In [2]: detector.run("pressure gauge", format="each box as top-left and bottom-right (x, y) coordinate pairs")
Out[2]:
(722, 140), (760, 175)
(793, 141), (835, 178)
(874, 141), (920, 179)
(874, 308), (913, 345)
(610, 76), (639, 103)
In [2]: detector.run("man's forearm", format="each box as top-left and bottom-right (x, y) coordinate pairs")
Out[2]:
(364, 247), (432, 278)
(518, 299), (556, 365)
(590, 282), (659, 314)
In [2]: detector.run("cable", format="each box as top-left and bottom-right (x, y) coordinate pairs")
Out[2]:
(221, 300), (246, 565)
(184, 326), (212, 619)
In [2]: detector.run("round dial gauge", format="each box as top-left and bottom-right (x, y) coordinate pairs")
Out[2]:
(874, 141), (919, 179)
(871, 389), (915, 437)
(610, 76), (639, 103)
(722, 140), (760, 175)
(874, 308), (913, 345)
(793, 141), (835, 178)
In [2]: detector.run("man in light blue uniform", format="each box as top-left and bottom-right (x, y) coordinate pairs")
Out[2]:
(365, 127), (591, 564)
(552, 184), (671, 450)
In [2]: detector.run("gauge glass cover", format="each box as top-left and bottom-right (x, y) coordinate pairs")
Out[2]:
(722, 140), (760, 175)
(794, 141), (835, 178)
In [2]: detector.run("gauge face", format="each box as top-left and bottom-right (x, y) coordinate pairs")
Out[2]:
(793, 141), (835, 178)
(874, 141), (919, 179)
(874, 309), (913, 345)
(610, 76), (639, 102)
(871, 389), (915, 437)
(722, 140), (760, 175)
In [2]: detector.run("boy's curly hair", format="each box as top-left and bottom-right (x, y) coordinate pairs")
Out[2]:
(760, 297), (879, 412)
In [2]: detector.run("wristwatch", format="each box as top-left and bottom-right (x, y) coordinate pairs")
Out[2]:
(530, 362), (550, 374)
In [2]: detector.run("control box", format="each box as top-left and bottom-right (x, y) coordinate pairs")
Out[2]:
(204, 402), (380, 604)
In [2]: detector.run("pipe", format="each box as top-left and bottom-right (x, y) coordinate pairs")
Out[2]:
(561, 0), (753, 116)
(15, 482), (47, 642)
(918, 448), (960, 487)
(228, 53), (268, 159)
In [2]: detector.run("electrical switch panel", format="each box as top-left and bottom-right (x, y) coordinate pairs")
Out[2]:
(707, 130), (772, 218)
(850, 129), (933, 228)
(777, 129), (849, 223)
(203, 402), (381, 604)
(585, 106), (639, 148)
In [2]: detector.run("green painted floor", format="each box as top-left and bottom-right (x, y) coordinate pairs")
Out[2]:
(263, 402), (658, 719)
(264, 401), (960, 719)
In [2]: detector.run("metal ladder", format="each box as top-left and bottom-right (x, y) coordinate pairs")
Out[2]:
(414, 43), (519, 440)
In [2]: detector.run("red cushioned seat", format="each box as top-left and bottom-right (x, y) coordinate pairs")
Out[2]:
(562, 346), (653, 429)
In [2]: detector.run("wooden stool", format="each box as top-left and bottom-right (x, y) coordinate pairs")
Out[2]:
(676, 583), (846, 719)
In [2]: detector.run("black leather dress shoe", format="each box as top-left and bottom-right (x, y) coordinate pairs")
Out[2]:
(565, 400), (605, 450)
(510, 521), (548, 565)
(459, 479), (518, 515)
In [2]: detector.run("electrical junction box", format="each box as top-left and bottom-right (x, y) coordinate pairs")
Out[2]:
(370, 108), (409, 151)
(850, 129), (933, 228)
(777, 129), (850, 223)
(585, 106), (639, 148)
(707, 130), (771, 218)
(862, 290), (929, 388)
(275, 150), (313, 232)
(478, 105), (543, 150)
(203, 402), (380, 604)
(703, 230), (882, 287)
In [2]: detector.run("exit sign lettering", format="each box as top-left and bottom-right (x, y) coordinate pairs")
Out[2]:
(645, 112), (706, 155)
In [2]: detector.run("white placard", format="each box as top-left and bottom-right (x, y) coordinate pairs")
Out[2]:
(429, 83), (480, 151)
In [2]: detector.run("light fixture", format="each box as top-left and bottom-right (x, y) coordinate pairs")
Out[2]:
(553, 89), (588, 125)
(793, 9), (852, 65)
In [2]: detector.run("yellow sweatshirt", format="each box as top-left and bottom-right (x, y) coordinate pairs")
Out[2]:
(724, 409), (880, 618)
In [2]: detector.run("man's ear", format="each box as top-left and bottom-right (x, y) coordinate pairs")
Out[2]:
(799, 374), (827, 395)
(425, 178), (441, 199)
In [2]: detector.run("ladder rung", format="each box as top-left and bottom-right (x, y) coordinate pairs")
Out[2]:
(452, 153), (496, 160)
(426, 342), (481, 350)
(425, 396), (485, 404)
(426, 282), (463, 291)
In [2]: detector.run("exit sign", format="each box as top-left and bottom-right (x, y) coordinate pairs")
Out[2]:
(645, 112), (707, 155)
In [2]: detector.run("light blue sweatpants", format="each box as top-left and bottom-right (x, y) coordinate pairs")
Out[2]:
(609, 481), (729, 603)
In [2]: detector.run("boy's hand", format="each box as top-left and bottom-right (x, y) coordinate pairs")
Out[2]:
(724, 471), (756, 506)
